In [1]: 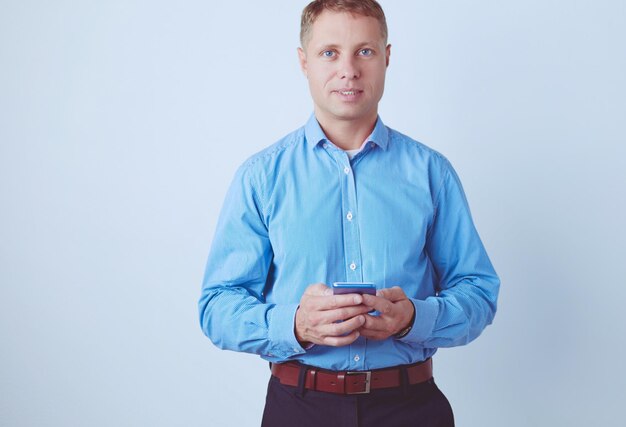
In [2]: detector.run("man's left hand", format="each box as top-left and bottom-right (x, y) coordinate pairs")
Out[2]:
(358, 286), (415, 340)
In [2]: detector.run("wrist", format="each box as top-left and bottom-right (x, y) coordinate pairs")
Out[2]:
(393, 301), (416, 339)
(294, 306), (313, 348)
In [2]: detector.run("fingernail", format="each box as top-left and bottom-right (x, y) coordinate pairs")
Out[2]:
(324, 288), (332, 296)
(354, 295), (362, 304)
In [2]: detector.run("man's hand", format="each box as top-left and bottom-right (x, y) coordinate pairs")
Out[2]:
(295, 283), (372, 347)
(358, 286), (415, 340)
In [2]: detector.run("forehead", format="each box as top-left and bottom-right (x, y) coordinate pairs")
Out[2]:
(308, 10), (384, 48)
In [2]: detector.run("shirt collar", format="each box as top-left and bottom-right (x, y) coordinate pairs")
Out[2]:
(304, 113), (389, 151)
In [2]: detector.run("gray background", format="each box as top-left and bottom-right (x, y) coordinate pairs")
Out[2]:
(1, 0), (625, 426)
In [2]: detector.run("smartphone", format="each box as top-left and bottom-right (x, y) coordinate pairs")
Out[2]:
(332, 282), (376, 295)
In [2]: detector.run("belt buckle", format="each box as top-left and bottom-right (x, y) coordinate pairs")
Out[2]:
(345, 371), (371, 394)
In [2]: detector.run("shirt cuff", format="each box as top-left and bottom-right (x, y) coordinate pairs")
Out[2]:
(267, 303), (308, 358)
(398, 297), (439, 343)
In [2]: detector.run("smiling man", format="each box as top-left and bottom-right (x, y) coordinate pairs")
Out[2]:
(199, 1), (500, 426)
(297, 6), (390, 150)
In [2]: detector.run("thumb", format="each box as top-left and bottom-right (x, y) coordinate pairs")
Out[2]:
(377, 286), (406, 302)
(304, 282), (331, 296)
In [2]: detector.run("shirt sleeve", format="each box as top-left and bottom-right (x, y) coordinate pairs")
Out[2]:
(198, 163), (307, 359)
(400, 158), (500, 347)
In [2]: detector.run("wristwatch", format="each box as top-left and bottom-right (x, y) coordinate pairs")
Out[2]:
(393, 303), (416, 339)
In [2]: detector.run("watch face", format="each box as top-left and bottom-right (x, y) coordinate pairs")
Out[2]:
(395, 325), (412, 339)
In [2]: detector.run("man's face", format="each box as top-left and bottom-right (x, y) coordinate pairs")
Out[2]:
(298, 11), (390, 127)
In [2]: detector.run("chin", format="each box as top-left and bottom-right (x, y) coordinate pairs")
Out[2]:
(334, 108), (375, 122)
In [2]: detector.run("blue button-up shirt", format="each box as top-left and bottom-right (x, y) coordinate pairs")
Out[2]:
(199, 114), (499, 371)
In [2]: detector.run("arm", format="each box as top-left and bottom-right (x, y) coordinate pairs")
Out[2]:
(410, 159), (500, 347)
(360, 159), (500, 347)
(198, 164), (303, 359)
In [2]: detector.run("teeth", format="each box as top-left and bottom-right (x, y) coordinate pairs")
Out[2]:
(340, 91), (357, 95)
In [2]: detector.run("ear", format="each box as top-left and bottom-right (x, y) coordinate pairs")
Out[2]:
(385, 44), (391, 67)
(297, 47), (308, 77)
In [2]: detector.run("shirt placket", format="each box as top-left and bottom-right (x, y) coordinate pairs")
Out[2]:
(331, 149), (366, 370)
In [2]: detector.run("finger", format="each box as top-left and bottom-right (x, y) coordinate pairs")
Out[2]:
(361, 313), (389, 332)
(309, 293), (364, 311)
(318, 314), (366, 338)
(361, 294), (394, 315)
(320, 305), (373, 324)
(323, 330), (361, 346)
(376, 286), (407, 302)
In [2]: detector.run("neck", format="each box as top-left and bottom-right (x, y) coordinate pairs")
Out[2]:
(315, 111), (378, 151)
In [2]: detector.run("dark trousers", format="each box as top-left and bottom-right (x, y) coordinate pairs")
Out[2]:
(261, 373), (454, 427)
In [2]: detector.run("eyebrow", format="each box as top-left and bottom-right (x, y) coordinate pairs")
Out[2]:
(317, 44), (339, 51)
(317, 41), (379, 51)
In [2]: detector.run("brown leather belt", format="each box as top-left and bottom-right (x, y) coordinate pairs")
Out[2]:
(271, 358), (433, 395)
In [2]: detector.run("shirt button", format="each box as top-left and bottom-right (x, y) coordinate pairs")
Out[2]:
(344, 166), (350, 174)
(346, 211), (353, 221)
(323, 143), (329, 149)
(354, 355), (360, 362)
(350, 263), (357, 271)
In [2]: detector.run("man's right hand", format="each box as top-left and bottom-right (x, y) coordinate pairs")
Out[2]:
(295, 283), (371, 347)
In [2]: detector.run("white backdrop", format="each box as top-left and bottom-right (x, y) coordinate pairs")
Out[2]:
(1, 1), (625, 426)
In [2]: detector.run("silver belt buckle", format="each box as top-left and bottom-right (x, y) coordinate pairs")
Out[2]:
(345, 371), (371, 394)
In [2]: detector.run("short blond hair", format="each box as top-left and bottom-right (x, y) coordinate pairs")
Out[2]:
(300, 0), (388, 48)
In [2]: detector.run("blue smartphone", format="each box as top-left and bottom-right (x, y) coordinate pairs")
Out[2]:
(332, 282), (376, 295)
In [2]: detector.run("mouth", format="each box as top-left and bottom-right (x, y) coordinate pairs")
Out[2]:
(333, 89), (363, 100)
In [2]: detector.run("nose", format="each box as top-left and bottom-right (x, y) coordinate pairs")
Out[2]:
(338, 56), (360, 79)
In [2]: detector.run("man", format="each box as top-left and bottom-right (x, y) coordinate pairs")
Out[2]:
(199, 1), (499, 425)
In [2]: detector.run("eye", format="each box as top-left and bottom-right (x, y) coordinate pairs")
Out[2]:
(359, 48), (373, 56)
(322, 50), (336, 58)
